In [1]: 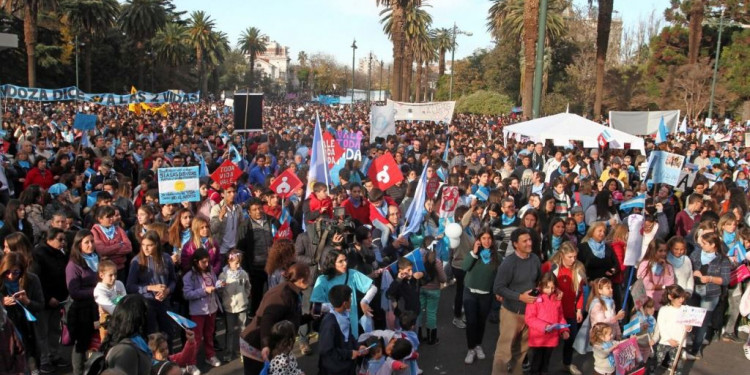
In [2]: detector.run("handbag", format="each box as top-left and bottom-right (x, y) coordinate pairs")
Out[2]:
(730, 264), (750, 287)
(60, 307), (72, 346)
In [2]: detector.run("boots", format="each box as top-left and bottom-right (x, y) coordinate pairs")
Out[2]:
(418, 327), (425, 343)
(427, 328), (439, 345)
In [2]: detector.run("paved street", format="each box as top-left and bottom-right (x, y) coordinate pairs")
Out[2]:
(57, 284), (747, 375)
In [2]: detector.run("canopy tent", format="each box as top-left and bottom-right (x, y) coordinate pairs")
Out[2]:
(609, 110), (680, 136)
(502, 113), (645, 154)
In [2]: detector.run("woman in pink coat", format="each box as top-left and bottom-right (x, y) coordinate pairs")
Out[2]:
(525, 272), (571, 375)
(637, 239), (675, 311)
(180, 217), (222, 275)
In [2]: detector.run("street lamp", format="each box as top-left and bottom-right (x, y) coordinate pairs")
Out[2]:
(708, 8), (725, 122)
(73, 36), (85, 89)
(449, 23), (472, 101)
(351, 39), (357, 109)
(531, 0), (549, 119)
(367, 52), (373, 106)
(379, 60), (384, 101)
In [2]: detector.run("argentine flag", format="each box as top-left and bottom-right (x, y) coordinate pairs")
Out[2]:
(620, 194), (646, 211)
(305, 113), (330, 198)
(402, 165), (428, 236)
(655, 116), (669, 144)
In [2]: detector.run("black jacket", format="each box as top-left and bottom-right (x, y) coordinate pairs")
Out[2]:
(31, 244), (70, 308)
(238, 215), (280, 272)
(318, 312), (357, 375)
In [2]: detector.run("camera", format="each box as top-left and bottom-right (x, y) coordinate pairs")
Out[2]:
(317, 216), (356, 246)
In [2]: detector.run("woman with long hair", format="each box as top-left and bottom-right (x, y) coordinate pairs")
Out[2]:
(636, 239), (674, 311)
(542, 242), (586, 375)
(126, 230), (177, 339)
(520, 209), (543, 260)
(183, 248), (222, 368)
(0, 199), (34, 249)
(584, 190), (620, 227)
(541, 217), (566, 263)
(3, 232), (33, 267)
(180, 217), (221, 275)
(718, 212), (740, 251)
(265, 239), (297, 289)
(461, 227), (500, 364)
(578, 222), (621, 292)
(91, 206), (133, 281)
(100, 294), (152, 374)
(19, 184), (48, 242)
(65, 229), (100, 375)
(1, 251), (44, 373)
(168, 208), (194, 253)
(128, 204), (156, 255)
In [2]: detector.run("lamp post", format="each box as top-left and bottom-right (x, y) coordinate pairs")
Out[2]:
(351, 39), (357, 109)
(367, 52), (373, 106)
(707, 8), (725, 122)
(75, 35), (79, 89)
(531, 0), (549, 118)
(449, 23), (472, 101)
(379, 60), (384, 101)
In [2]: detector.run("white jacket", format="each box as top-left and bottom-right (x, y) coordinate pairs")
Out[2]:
(219, 268), (251, 314)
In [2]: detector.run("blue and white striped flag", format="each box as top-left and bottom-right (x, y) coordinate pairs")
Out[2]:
(167, 311), (197, 329)
(443, 136), (450, 162)
(305, 113), (330, 199)
(623, 317), (641, 337)
(620, 195), (647, 211)
(229, 144), (242, 164)
(401, 165), (428, 236)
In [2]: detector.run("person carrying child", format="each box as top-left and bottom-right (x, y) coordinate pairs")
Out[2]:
(524, 272), (570, 375)
(93, 259), (126, 340)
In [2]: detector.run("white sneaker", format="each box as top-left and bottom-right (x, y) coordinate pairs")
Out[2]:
(739, 325), (750, 334)
(185, 365), (201, 375)
(207, 356), (221, 367)
(744, 344), (750, 361)
(464, 349), (476, 364)
(474, 345), (486, 360)
(682, 352), (697, 361)
(568, 364), (583, 375)
(453, 317), (466, 329)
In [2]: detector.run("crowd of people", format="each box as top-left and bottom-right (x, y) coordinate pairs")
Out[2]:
(0, 97), (749, 375)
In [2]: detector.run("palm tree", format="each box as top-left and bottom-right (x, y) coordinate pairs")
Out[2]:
(119, 0), (168, 87)
(430, 27), (452, 76)
(376, 1), (422, 101)
(152, 21), (189, 86)
(381, 1), (431, 102)
(589, 0), (614, 118)
(60, 0), (119, 91)
(187, 10), (216, 94)
(298, 50), (308, 67)
(203, 30), (230, 92)
(2, 0), (59, 87)
(238, 26), (267, 90)
(413, 33), (434, 103)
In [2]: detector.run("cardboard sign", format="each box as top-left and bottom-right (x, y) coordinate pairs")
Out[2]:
(367, 152), (404, 191)
(210, 160), (243, 190)
(157, 167), (200, 204)
(677, 305), (707, 327)
(270, 168), (303, 199)
(613, 337), (644, 375)
(439, 186), (459, 218)
(73, 113), (97, 130)
(650, 151), (685, 186)
(322, 131), (345, 169)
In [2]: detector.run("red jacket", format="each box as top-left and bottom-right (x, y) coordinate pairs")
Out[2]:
(308, 194), (333, 220)
(342, 197), (370, 225)
(369, 196), (398, 227)
(91, 224), (133, 270)
(24, 167), (55, 190)
(611, 240), (627, 284)
(525, 294), (569, 348)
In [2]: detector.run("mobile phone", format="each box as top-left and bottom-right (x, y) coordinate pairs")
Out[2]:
(528, 289), (540, 297)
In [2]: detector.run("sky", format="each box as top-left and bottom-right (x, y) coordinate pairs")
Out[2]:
(177, 0), (672, 65)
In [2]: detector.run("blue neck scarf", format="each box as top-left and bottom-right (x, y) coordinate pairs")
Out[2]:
(17, 220), (23, 230)
(98, 224), (116, 240)
(601, 341), (616, 368)
(479, 249), (491, 264)
(201, 237), (209, 248)
(588, 238), (606, 258)
(577, 222), (586, 236)
(551, 235), (563, 251)
(651, 263), (664, 276)
(181, 229), (191, 247)
(4, 280), (19, 296)
(82, 253), (99, 272)
(723, 230), (736, 245)
(17, 160), (30, 169)
(667, 253), (686, 269)
(601, 295), (615, 312)
(700, 250), (717, 265)
(636, 311), (656, 334)
(130, 335), (153, 357)
(501, 214), (516, 226)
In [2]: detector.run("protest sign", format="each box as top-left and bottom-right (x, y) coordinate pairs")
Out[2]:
(336, 130), (363, 161)
(673, 171), (697, 192)
(322, 131), (345, 169)
(370, 102), (396, 142)
(677, 306), (707, 327)
(439, 186), (459, 218)
(650, 151), (684, 186)
(73, 113), (97, 130)
(270, 168), (303, 199)
(0, 84), (199, 105)
(158, 167), (200, 204)
(367, 152), (403, 191)
(389, 100), (456, 123)
(630, 279), (649, 309)
(612, 337), (643, 375)
(210, 160), (243, 189)
(745, 132), (750, 148)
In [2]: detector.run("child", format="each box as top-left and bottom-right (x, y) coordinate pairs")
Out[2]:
(359, 336), (408, 375)
(628, 297), (656, 365)
(218, 249), (251, 362)
(149, 330), (200, 375)
(525, 272), (570, 375)
(573, 278), (625, 354)
(394, 312), (421, 375)
(182, 248), (222, 368)
(319, 284), (369, 375)
(387, 257), (422, 320)
(93, 259), (127, 340)
(653, 285), (693, 374)
(591, 322), (621, 375)
(268, 320), (303, 375)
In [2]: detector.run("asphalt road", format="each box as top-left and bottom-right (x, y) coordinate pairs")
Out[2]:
(56, 284), (748, 374)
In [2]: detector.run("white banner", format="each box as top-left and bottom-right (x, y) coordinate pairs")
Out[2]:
(609, 110), (680, 136)
(388, 99), (455, 123)
(370, 102), (397, 143)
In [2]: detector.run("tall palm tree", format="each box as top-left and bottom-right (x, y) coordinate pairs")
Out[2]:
(381, 1), (431, 102)
(61, 0), (119, 91)
(187, 10), (216, 94)
(203, 30), (230, 91)
(119, 0), (168, 87)
(2, 0), (59, 87)
(589, 0), (614, 118)
(238, 26), (267, 90)
(376, 1), (422, 101)
(298, 50), (308, 67)
(152, 21), (189, 86)
(413, 33), (434, 103)
(430, 27), (452, 76)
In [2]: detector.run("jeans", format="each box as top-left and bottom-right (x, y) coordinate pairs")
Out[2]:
(723, 281), (745, 334)
(452, 267), (466, 318)
(225, 311), (247, 358)
(492, 306), (529, 375)
(419, 289), (441, 329)
(192, 313), (217, 359)
(463, 288), (491, 349)
(689, 292), (719, 354)
(562, 317), (580, 366)
(35, 309), (62, 367)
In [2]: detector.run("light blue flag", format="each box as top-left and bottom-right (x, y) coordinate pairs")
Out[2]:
(388, 249), (426, 274)
(329, 154), (347, 186)
(401, 165), (428, 236)
(167, 311), (197, 329)
(655, 116), (668, 144)
(279, 207), (291, 225)
(198, 155), (209, 178)
(623, 317), (641, 337)
(620, 194), (646, 211)
(15, 300), (37, 322)
(229, 144), (242, 164)
(81, 131), (90, 148)
(305, 112), (330, 199)
(443, 136), (450, 162)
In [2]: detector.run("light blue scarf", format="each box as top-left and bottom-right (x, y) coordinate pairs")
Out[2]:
(728, 242), (748, 263)
(181, 229), (191, 247)
(667, 253), (686, 269)
(98, 224), (116, 240)
(588, 238), (606, 258)
(551, 235), (563, 251)
(700, 250), (717, 266)
(577, 222), (586, 236)
(130, 335), (153, 357)
(82, 252), (99, 272)
(601, 341), (615, 368)
(723, 231), (737, 247)
(479, 249), (491, 264)
(651, 263), (664, 276)
(501, 214), (516, 226)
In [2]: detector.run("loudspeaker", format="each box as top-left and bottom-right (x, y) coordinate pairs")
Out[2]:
(233, 93), (263, 131)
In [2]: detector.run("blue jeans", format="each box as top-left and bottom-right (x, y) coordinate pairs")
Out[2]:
(463, 288), (492, 349)
(689, 292), (719, 355)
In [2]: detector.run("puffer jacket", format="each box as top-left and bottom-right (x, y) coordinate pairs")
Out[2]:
(218, 267), (251, 313)
(525, 293), (569, 348)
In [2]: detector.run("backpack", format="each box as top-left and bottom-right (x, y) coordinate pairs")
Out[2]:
(83, 351), (107, 375)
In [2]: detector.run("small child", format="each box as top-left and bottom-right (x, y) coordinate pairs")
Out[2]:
(591, 322), (621, 375)
(93, 260), (127, 340)
(319, 284), (369, 375)
(218, 249), (251, 362)
(588, 278), (624, 339)
(358, 337), (408, 375)
(394, 312), (421, 375)
(653, 285), (693, 374)
(525, 272), (570, 375)
(386, 257), (422, 320)
(182, 248), (222, 368)
(629, 297), (656, 363)
(268, 320), (303, 375)
(149, 330), (200, 375)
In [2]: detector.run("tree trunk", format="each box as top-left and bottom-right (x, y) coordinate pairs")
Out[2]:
(521, 0), (539, 118)
(249, 55), (255, 90)
(23, 4), (38, 87)
(415, 58), (423, 103)
(84, 43), (92, 91)
(196, 48), (205, 94)
(390, 3), (405, 101)
(593, 0), (614, 119)
(688, 0), (705, 65)
(438, 48), (446, 76)
(424, 61), (429, 102)
(402, 48), (413, 102)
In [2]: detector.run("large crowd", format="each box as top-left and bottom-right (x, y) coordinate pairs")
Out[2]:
(0, 97), (749, 375)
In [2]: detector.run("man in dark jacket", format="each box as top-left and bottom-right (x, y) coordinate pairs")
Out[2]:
(239, 198), (280, 316)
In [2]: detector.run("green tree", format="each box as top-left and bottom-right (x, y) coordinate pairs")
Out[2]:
(721, 29), (750, 100)
(61, 0), (120, 91)
(381, 1), (431, 101)
(119, 0), (168, 87)
(298, 50), (308, 66)
(237, 26), (267, 90)
(376, 1), (423, 101)
(430, 27), (452, 76)
(152, 22), (189, 67)
(455, 90), (514, 115)
(187, 10), (216, 94)
(2, 0), (60, 87)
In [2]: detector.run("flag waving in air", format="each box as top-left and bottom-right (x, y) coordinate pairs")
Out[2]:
(305, 113), (330, 198)
(655, 116), (668, 144)
(402, 165), (428, 236)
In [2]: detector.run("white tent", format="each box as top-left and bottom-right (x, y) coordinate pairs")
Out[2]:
(609, 110), (680, 136)
(502, 113), (645, 154)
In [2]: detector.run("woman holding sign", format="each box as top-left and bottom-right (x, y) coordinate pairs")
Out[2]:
(688, 232), (731, 358)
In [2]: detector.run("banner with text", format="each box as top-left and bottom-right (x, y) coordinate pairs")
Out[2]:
(336, 130), (363, 161)
(0, 84), (200, 105)
(388, 99), (456, 123)
(158, 167), (200, 204)
(370, 102), (397, 143)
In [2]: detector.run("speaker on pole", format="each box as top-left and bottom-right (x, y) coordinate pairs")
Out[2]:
(233, 93), (263, 131)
